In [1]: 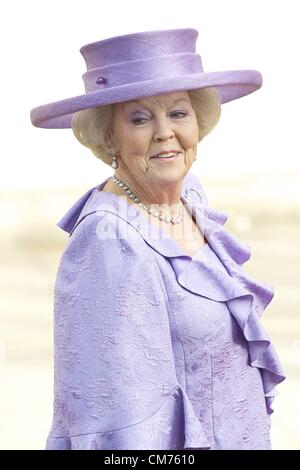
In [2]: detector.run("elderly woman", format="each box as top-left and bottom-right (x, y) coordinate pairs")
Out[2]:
(30, 28), (285, 451)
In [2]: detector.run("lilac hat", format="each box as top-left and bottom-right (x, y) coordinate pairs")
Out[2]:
(30, 28), (263, 129)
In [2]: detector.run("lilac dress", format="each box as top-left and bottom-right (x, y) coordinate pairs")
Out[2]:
(46, 172), (285, 450)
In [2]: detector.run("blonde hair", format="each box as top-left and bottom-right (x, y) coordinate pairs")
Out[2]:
(71, 87), (221, 165)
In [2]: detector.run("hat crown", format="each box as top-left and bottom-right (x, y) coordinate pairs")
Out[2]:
(30, 27), (263, 129)
(80, 28), (198, 70)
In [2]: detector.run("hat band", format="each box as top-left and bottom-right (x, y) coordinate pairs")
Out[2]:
(82, 53), (203, 93)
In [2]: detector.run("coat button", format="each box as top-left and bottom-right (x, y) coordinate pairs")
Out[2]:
(171, 389), (179, 399)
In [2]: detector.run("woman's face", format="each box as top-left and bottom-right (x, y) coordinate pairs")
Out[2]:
(110, 90), (199, 203)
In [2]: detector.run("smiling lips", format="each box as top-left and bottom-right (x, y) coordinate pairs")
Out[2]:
(151, 151), (181, 161)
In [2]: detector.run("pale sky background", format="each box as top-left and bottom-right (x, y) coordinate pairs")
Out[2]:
(1, 0), (300, 190)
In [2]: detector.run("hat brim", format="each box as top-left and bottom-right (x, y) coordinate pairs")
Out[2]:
(30, 69), (262, 129)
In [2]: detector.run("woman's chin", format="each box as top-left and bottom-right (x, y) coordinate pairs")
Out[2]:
(151, 169), (186, 185)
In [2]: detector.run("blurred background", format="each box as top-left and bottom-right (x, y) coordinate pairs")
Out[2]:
(1, 0), (299, 450)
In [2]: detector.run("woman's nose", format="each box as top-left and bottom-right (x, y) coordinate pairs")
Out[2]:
(153, 118), (175, 141)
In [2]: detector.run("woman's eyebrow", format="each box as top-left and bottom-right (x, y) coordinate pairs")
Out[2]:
(169, 97), (191, 105)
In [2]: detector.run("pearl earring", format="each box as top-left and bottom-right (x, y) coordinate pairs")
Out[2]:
(111, 154), (118, 169)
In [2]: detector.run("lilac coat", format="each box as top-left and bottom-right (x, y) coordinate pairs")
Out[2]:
(46, 172), (285, 450)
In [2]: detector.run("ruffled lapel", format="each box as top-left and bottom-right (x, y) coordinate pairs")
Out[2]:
(197, 206), (275, 313)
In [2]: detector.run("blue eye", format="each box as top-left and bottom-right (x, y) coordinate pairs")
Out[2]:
(172, 111), (187, 118)
(132, 118), (146, 125)
(132, 111), (187, 125)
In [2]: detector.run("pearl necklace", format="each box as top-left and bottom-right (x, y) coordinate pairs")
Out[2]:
(112, 175), (184, 224)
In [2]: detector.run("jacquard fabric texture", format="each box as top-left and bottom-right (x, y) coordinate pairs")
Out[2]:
(46, 172), (285, 450)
